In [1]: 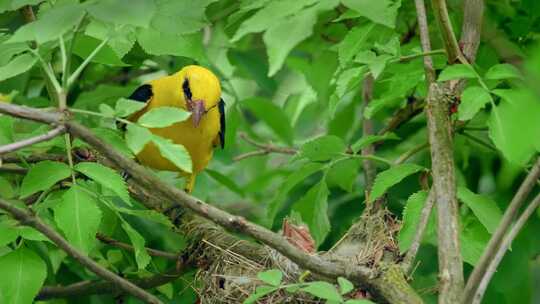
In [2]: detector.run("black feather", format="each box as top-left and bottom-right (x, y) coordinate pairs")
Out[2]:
(182, 78), (192, 100)
(128, 84), (153, 102)
(218, 98), (226, 149)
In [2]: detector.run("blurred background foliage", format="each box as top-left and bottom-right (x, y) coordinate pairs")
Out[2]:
(0, 0), (540, 303)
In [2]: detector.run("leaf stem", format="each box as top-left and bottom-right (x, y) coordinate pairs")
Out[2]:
(67, 37), (110, 88)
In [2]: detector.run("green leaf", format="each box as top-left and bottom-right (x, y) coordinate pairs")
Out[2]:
(338, 23), (376, 66)
(85, 21), (137, 59)
(87, 0), (156, 28)
(341, 0), (401, 28)
(116, 208), (174, 228)
(458, 86), (492, 121)
(345, 300), (376, 304)
(136, 28), (205, 61)
(302, 281), (343, 302)
(257, 269), (283, 286)
(437, 64), (477, 81)
(0, 176), (14, 199)
(8, 4), (85, 44)
(74, 162), (131, 204)
(0, 221), (18, 247)
(72, 35), (127, 66)
(0, 54), (37, 82)
(20, 161), (71, 198)
(92, 128), (133, 158)
(266, 162), (324, 224)
(205, 169), (245, 197)
(115, 97), (147, 117)
(9, 0), (43, 11)
(150, 0), (218, 35)
(300, 135), (345, 162)
(242, 98), (294, 144)
(125, 124), (152, 154)
(243, 286), (278, 304)
(137, 107), (191, 128)
(337, 277), (354, 295)
(0, 247), (46, 304)
(0, 41), (28, 66)
(231, 0), (318, 42)
(292, 180), (330, 246)
(488, 89), (540, 165)
(151, 136), (193, 173)
(398, 190), (428, 253)
(121, 221), (151, 270)
(460, 219), (490, 266)
(457, 187), (502, 234)
(351, 133), (399, 153)
(326, 158), (360, 192)
(484, 63), (522, 80)
(369, 164), (424, 203)
(335, 66), (366, 98)
(54, 187), (102, 254)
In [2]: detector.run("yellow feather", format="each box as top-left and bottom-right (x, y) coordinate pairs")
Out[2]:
(130, 65), (222, 192)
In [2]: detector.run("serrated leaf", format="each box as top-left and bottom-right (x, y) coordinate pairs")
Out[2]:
(302, 281), (343, 302)
(398, 190), (428, 253)
(457, 187), (502, 233)
(338, 23), (376, 66)
(54, 187), (102, 254)
(72, 35), (127, 66)
(300, 135), (345, 162)
(0, 247), (46, 304)
(74, 162), (131, 204)
(488, 89), (540, 165)
(458, 86), (492, 121)
(484, 63), (522, 80)
(151, 0), (218, 35)
(267, 163), (324, 225)
(292, 180), (330, 246)
(438, 64), (477, 81)
(341, 0), (401, 28)
(0, 53), (37, 82)
(8, 4), (85, 44)
(125, 124), (152, 154)
(369, 164), (424, 203)
(137, 107), (191, 128)
(460, 219), (490, 266)
(257, 269), (283, 286)
(337, 277), (354, 295)
(115, 98), (147, 117)
(351, 133), (399, 153)
(85, 21), (137, 58)
(136, 28), (205, 61)
(242, 98), (294, 144)
(152, 136), (193, 173)
(92, 128), (133, 158)
(326, 158), (360, 192)
(335, 66), (366, 98)
(243, 286), (278, 304)
(20, 161), (71, 198)
(205, 169), (245, 197)
(87, 0), (156, 28)
(121, 221), (151, 270)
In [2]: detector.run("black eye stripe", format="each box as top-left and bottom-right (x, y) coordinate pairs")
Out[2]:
(182, 78), (192, 100)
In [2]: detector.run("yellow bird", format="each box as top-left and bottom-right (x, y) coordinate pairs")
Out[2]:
(127, 65), (225, 193)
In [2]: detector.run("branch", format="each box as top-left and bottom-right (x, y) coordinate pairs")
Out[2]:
(361, 75), (377, 190)
(0, 126), (65, 155)
(414, 0), (436, 83)
(394, 142), (429, 165)
(470, 192), (540, 304)
(96, 233), (179, 260)
(1, 153), (67, 163)
(0, 102), (424, 304)
(377, 98), (425, 136)
(431, 0), (466, 63)
(464, 157), (540, 302)
(0, 198), (163, 304)
(234, 132), (297, 161)
(401, 189), (435, 273)
(37, 268), (183, 300)
(459, 0), (484, 62)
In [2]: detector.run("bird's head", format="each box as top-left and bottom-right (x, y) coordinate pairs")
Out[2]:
(175, 65), (221, 128)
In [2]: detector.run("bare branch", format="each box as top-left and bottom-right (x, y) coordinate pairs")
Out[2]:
(401, 189), (435, 273)
(459, 0), (484, 62)
(361, 75), (377, 190)
(464, 157), (540, 303)
(1, 154), (67, 163)
(0, 126), (65, 155)
(394, 142), (429, 165)
(96, 233), (179, 260)
(431, 0), (466, 63)
(0, 198), (163, 304)
(37, 268), (183, 301)
(471, 192), (540, 304)
(414, 0), (436, 83)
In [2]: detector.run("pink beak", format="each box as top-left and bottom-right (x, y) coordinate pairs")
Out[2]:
(190, 100), (205, 127)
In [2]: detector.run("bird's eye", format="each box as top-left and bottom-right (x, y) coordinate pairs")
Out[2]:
(182, 78), (192, 100)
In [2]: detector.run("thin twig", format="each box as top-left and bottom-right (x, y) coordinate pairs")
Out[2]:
(402, 189), (436, 273)
(395, 49), (446, 63)
(37, 267), (183, 300)
(96, 233), (179, 260)
(234, 133), (297, 161)
(459, 0), (484, 62)
(471, 192), (540, 304)
(361, 74), (377, 191)
(0, 126), (65, 155)
(394, 142), (429, 165)
(431, 0), (466, 64)
(377, 98), (425, 137)
(459, 132), (497, 152)
(0, 167), (27, 174)
(0, 198), (163, 304)
(464, 157), (540, 303)
(415, 0), (436, 84)
(1, 154), (67, 163)
(67, 38), (110, 88)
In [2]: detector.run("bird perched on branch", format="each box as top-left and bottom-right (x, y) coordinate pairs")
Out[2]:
(127, 65), (225, 193)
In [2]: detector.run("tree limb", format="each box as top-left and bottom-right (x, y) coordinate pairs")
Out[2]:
(361, 74), (377, 190)
(0, 126), (65, 155)
(0, 197), (163, 304)
(459, 0), (484, 62)
(431, 0), (466, 63)
(414, 0), (436, 84)
(464, 157), (540, 303)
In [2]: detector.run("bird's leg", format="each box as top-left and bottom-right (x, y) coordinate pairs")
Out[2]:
(163, 174), (196, 226)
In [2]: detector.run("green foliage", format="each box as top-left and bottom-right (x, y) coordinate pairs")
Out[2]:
(0, 247), (46, 304)
(20, 161), (71, 198)
(369, 164), (424, 203)
(137, 106), (191, 128)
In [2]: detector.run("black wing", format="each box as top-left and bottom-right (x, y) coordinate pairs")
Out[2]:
(117, 84), (153, 131)
(218, 98), (226, 149)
